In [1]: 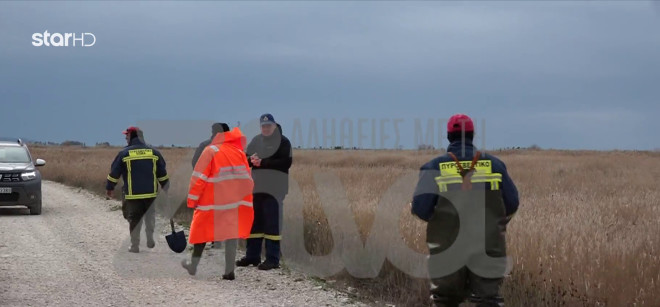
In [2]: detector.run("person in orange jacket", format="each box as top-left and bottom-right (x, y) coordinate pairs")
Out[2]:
(181, 124), (254, 280)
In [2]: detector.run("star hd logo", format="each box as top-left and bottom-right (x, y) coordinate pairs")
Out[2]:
(32, 30), (96, 47)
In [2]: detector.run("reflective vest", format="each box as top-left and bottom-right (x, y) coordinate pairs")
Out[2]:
(187, 127), (254, 244)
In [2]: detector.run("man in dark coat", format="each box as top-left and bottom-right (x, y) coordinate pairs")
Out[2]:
(236, 113), (292, 270)
(192, 123), (230, 168)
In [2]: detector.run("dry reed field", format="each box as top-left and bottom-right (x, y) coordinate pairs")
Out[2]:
(29, 146), (660, 306)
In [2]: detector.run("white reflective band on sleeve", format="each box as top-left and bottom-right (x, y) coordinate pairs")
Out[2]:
(188, 194), (200, 200)
(195, 201), (253, 211)
(192, 172), (209, 181)
(209, 145), (219, 152)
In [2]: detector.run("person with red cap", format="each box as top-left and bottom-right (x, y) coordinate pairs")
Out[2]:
(106, 127), (170, 253)
(411, 114), (519, 307)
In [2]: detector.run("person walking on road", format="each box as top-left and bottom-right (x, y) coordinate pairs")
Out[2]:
(192, 122), (231, 249)
(236, 113), (292, 271)
(181, 125), (254, 280)
(106, 127), (170, 253)
(411, 114), (519, 307)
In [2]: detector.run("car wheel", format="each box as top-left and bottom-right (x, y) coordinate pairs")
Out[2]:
(29, 199), (42, 215)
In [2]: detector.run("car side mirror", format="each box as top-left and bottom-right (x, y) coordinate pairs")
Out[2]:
(35, 159), (46, 167)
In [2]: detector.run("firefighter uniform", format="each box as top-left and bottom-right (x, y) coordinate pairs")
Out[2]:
(412, 114), (519, 307)
(238, 114), (292, 270)
(106, 127), (169, 253)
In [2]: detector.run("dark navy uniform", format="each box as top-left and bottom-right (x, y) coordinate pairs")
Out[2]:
(107, 134), (169, 252)
(412, 139), (519, 307)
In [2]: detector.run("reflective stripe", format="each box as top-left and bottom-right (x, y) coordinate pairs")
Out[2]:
(249, 233), (265, 239)
(125, 193), (158, 200)
(158, 174), (169, 181)
(219, 165), (246, 172)
(193, 172), (251, 183)
(122, 155), (158, 162)
(124, 152), (161, 198)
(195, 201), (253, 211)
(128, 149), (154, 156)
(435, 177), (464, 185)
(107, 175), (119, 183)
(209, 145), (219, 152)
(153, 156), (157, 193)
(435, 173), (503, 191)
(427, 243), (441, 249)
(435, 174), (502, 182)
(188, 194), (200, 200)
(216, 167), (249, 175)
(127, 160), (133, 196)
(264, 234), (281, 241)
(192, 171), (208, 181)
(436, 181), (501, 191)
(206, 174), (252, 182)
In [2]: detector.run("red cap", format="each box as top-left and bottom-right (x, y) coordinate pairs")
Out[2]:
(447, 114), (474, 133)
(123, 126), (139, 135)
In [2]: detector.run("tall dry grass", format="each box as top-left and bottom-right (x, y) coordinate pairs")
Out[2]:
(29, 146), (660, 306)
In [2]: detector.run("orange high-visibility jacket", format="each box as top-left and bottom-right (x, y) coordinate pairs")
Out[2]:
(187, 127), (254, 244)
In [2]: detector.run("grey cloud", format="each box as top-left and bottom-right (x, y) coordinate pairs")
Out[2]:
(1, 1), (659, 149)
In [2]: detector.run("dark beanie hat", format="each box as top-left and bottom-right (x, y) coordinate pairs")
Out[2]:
(212, 123), (230, 134)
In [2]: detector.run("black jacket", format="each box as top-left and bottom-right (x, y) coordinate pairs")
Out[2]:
(106, 137), (169, 200)
(192, 138), (213, 168)
(246, 124), (292, 198)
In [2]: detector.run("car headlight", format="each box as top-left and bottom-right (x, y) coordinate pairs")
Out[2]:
(21, 171), (37, 181)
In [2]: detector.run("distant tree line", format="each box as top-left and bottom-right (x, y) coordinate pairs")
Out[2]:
(25, 141), (547, 151)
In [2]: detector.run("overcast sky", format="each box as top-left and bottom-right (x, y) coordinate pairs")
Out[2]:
(1, 1), (659, 150)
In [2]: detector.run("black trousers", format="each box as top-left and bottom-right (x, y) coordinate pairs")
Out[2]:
(122, 198), (156, 247)
(430, 267), (503, 307)
(246, 193), (283, 264)
(427, 191), (508, 307)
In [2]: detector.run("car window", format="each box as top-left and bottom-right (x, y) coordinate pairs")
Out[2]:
(0, 146), (31, 163)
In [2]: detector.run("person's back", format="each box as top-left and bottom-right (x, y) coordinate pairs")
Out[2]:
(413, 141), (518, 222)
(411, 114), (518, 307)
(106, 127), (169, 253)
(121, 141), (168, 199)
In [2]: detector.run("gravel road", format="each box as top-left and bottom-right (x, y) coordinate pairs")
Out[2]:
(0, 181), (366, 307)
